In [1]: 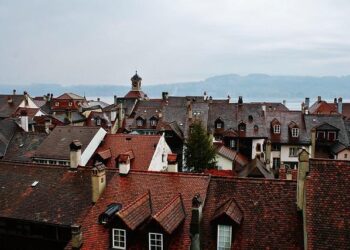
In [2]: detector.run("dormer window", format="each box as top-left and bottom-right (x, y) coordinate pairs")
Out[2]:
(328, 131), (336, 141)
(55, 102), (59, 107)
(149, 232), (163, 250)
(291, 128), (299, 137)
(112, 228), (126, 249)
(215, 118), (224, 129)
(217, 224), (232, 250)
(68, 102), (73, 107)
(96, 118), (101, 126)
(317, 131), (325, 140)
(248, 115), (253, 123)
(238, 122), (246, 132)
(273, 125), (280, 134)
(150, 117), (158, 127)
(136, 117), (144, 127)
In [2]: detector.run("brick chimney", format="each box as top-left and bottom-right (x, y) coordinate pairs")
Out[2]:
(71, 224), (83, 249)
(297, 149), (309, 210)
(338, 97), (343, 114)
(311, 128), (316, 158)
(70, 140), (82, 169)
(190, 193), (203, 250)
(92, 162), (106, 203)
(20, 110), (29, 132)
(167, 153), (178, 172)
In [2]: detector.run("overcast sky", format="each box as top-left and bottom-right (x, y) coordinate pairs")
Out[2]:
(1, 0), (350, 86)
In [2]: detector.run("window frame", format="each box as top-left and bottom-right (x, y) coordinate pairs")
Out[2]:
(217, 224), (232, 250)
(150, 119), (157, 127)
(149, 232), (163, 250)
(229, 139), (235, 148)
(55, 102), (59, 107)
(291, 128), (299, 137)
(136, 118), (144, 127)
(273, 124), (281, 134)
(328, 131), (336, 141)
(289, 147), (299, 157)
(317, 131), (326, 140)
(112, 228), (126, 250)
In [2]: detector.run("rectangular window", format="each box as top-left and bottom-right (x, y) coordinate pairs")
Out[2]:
(137, 119), (143, 127)
(273, 158), (280, 169)
(216, 123), (222, 129)
(291, 128), (299, 137)
(112, 229), (126, 249)
(149, 233), (163, 250)
(344, 153), (348, 159)
(317, 131), (325, 140)
(273, 125), (281, 134)
(289, 147), (299, 157)
(217, 224), (232, 250)
(55, 102), (59, 107)
(272, 144), (281, 151)
(229, 139), (235, 148)
(68, 102), (73, 106)
(328, 131), (336, 141)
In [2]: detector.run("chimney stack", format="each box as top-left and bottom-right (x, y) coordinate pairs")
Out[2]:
(297, 149), (309, 210)
(118, 154), (131, 175)
(167, 154), (178, 172)
(317, 96), (321, 102)
(338, 97), (343, 114)
(203, 91), (208, 101)
(190, 193), (203, 250)
(265, 140), (271, 168)
(227, 95), (231, 103)
(283, 100), (286, 106)
(91, 162), (106, 203)
(187, 100), (193, 120)
(13, 89), (16, 95)
(71, 224), (83, 249)
(162, 92), (169, 101)
(311, 128), (316, 158)
(238, 96), (243, 105)
(118, 103), (124, 128)
(70, 140), (82, 169)
(20, 110), (29, 132)
(209, 96), (213, 104)
(305, 97), (310, 109)
(97, 97), (100, 102)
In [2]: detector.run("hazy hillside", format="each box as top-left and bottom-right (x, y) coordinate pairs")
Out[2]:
(1, 74), (349, 100)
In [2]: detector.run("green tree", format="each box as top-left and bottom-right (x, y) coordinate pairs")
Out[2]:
(184, 120), (217, 172)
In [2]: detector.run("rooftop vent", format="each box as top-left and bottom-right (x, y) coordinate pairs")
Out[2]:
(98, 203), (122, 225)
(31, 181), (39, 187)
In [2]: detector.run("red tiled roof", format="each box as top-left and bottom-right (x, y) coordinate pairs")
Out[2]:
(201, 177), (303, 249)
(309, 101), (338, 115)
(80, 171), (210, 250)
(95, 134), (161, 170)
(124, 90), (146, 99)
(97, 149), (112, 160)
(117, 191), (152, 230)
(305, 159), (350, 249)
(153, 194), (186, 234)
(212, 198), (243, 225)
(204, 169), (236, 177)
(56, 93), (85, 100)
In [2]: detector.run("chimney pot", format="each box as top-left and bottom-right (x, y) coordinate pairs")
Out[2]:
(91, 162), (106, 203)
(238, 96), (243, 105)
(338, 97), (343, 114)
(70, 140), (82, 169)
(97, 97), (100, 102)
(317, 96), (321, 102)
(13, 89), (16, 95)
(71, 224), (83, 249)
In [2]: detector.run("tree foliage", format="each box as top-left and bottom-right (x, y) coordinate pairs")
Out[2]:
(184, 120), (217, 172)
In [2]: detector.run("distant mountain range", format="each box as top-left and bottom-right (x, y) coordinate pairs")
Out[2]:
(1, 74), (350, 100)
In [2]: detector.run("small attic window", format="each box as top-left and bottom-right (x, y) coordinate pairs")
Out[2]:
(238, 122), (246, 132)
(248, 115), (253, 123)
(215, 118), (224, 129)
(55, 102), (59, 107)
(31, 181), (39, 187)
(136, 118), (144, 127)
(254, 125), (259, 131)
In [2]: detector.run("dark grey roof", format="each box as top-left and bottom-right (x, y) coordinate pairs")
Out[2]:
(0, 94), (24, 118)
(265, 111), (310, 144)
(304, 114), (349, 146)
(0, 119), (18, 157)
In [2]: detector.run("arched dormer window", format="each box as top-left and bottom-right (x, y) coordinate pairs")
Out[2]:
(136, 117), (144, 127)
(248, 115), (253, 123)
(150, 116), (158, 127)
(215, 118), (224, 129)
(271, 118), (281, 134)
(238, 122), (246, 132)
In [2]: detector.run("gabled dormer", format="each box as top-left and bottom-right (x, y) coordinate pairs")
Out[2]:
(211, 198), (243, 250)
(288, 121), (299, 138)
(136, 116), (145, 127)
(271, 118), (281, 134)
(215, 117), (224, 129)
(315, 123), (339, 142)
(149, 116), (158, 128)
(238, 121), (246, 132)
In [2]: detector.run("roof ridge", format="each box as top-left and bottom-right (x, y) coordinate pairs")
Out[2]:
(153, 193), (182, 219)
(117, 191), (150, 213)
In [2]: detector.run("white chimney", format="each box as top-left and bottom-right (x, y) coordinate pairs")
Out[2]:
(20, 110), (29, 132)
(118, 154), (130, 175)
(338, 97), (343, 114)
(70, 140), (82, 169)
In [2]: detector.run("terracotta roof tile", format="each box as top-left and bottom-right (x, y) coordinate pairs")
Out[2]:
(212, 198), (243, 225)
(95, 134), (160, 170)
(117, 191), (152, 230)
(153, 194), (186, 234)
